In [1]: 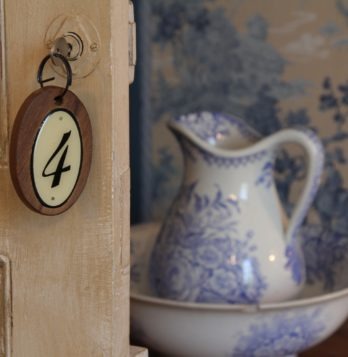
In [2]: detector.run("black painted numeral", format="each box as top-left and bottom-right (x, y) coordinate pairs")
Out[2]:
(42, 131), (72, 188)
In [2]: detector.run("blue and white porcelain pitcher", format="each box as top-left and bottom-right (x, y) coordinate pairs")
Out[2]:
(150, 112), (324, 304)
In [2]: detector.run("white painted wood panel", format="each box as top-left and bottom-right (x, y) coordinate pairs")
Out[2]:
(0, 0), (130, 355)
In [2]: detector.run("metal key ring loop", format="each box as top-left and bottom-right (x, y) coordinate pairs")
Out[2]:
(37, 53), (72, 104)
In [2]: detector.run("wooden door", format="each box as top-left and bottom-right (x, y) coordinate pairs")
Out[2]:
(0, 0), (130, 356)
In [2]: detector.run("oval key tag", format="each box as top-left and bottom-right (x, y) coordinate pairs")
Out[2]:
(10, 85), (92, 215)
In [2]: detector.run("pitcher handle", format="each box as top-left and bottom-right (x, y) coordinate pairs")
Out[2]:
(268, 128), (324, 242)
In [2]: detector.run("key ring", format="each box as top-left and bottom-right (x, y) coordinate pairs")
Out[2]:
(37, 53), (72, 104)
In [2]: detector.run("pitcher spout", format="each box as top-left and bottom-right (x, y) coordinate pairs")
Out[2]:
(169, 112), (261, 155)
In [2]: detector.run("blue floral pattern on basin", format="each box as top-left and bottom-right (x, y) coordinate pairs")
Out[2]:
(233, 309), (325, 357)
(150, 182), (267, 304)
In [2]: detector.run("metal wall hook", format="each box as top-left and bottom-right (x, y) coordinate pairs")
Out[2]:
(45, 15), (100, 78)
(50, 37), (72, 66)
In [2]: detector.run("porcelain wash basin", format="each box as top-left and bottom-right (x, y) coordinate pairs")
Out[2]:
(130, 223), (348, 357)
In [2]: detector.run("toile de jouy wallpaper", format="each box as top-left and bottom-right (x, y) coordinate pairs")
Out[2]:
(133, 0), (348, 291)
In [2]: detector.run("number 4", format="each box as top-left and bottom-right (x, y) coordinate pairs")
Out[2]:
(42, 131), (72, 188)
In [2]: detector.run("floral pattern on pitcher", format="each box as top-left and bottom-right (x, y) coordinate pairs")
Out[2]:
(150, 182), (267, 304)
(255, 161), (274, 189)
(285, 243), (305, 286)
(197, 146), (269, 169)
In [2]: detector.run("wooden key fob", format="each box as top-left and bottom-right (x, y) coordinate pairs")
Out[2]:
(10, 55), (92, 215)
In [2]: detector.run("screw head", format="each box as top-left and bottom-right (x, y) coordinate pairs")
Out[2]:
(90, 42), (98, 52)
(46, 39), (54, 49)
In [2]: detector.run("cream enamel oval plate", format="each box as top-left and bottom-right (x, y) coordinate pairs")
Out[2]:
(10, 86), (92, 215)
(32, 109), (82, 208)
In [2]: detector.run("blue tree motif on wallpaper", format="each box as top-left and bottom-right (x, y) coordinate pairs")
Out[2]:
(304, 77), (348, 289)
(150, 0), (306, 121)
(151, 182), (267, 304)
(148, 0), (348, 290)
(233, 309), (325, 356)
(152, 147), (177, 204)
(130, 240), (142, 285)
